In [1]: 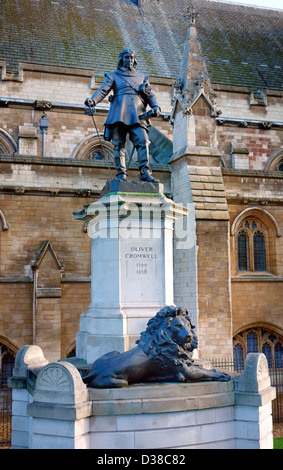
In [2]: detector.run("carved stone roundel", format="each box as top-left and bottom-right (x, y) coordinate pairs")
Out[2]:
(37, 365), (73, 391)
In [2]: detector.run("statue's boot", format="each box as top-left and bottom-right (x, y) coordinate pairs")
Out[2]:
(140, 168), (158, 183)
(114, 152), (127, 181)
(138, 144), (159, 183)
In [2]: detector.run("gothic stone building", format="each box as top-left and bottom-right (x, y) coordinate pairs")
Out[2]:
(0, 0), (282, 370)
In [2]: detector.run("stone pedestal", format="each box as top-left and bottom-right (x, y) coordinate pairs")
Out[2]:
(74, 180), (188, 364)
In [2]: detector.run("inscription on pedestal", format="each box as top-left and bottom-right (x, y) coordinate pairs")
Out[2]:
(121, 240), (163, 303)
(124, 245), (158, 280)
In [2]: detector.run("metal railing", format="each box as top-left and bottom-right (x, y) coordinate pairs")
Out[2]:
(0, 353), (15, 448)
(207, 357), (283, 423)
(0, 371), (12, 448)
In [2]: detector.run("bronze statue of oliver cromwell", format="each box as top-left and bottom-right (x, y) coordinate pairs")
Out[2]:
(84, 49), (161, 182)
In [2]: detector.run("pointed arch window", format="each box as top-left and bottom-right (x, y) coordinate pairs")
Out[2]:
(0, 343), (16, 388)
(264, 148), (283, 172)
(233, 327), (283, 367)
(72, 134), (114, 161)
(237, 217), (269, 273)
(0, 129), (17, 156)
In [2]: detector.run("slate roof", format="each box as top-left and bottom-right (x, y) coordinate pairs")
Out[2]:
(0, 0), (282, 90)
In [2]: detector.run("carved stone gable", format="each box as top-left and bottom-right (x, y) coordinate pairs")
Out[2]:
(32, 240), (63, 291)
(31, 241), (63, 362)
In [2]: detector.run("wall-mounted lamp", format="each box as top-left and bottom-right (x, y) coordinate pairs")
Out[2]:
(39, 112), (49, 157)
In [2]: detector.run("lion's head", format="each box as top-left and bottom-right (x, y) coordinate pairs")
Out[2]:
(136, 306), (197, 370)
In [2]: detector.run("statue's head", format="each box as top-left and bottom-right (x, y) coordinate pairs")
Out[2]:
(117, 49), (137, 70)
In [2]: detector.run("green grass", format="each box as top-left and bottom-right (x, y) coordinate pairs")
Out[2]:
(274, 438), (283, 449)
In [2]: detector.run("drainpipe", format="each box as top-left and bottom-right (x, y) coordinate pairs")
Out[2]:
(38, 113), (49, 157)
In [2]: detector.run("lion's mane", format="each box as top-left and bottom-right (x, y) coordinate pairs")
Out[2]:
(136, 306), (195, 371)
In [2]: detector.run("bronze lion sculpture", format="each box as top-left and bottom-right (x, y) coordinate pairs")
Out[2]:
(83, 306), (231, 388)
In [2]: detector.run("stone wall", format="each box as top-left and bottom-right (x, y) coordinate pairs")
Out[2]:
(1, 67), (282, 168)
(217, 126), (282, 170)
(0, 159), (96, 358)
(171, 157), (198, 331)
(196, 219), (233, 358)
(223, 170), (283, 339)
(216, 90), (283, 123)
